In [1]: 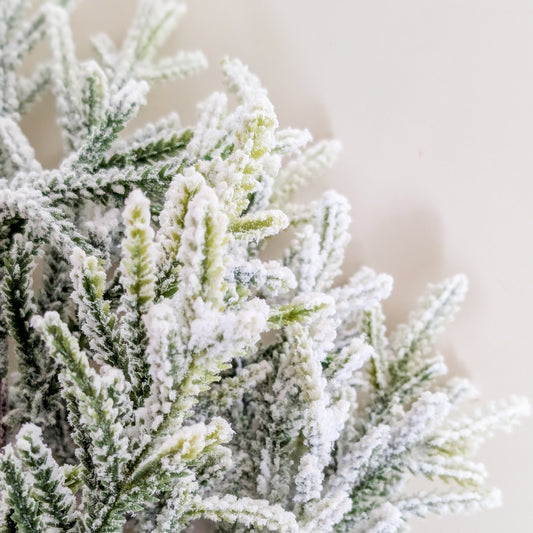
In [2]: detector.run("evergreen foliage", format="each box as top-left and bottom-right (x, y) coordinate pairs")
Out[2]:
(0, 1), (529, 532)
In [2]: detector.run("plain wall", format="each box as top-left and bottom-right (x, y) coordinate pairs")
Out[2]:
(24, 1), (532, 532)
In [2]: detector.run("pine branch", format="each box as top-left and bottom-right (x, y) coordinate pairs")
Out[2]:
(70, 247), (128, 371)
(118, 190), (158, 405)
(0, 237), (42, 400)
(0, 3), (528, 532)
(34, 312), (132, 523)
(0, 186), (96, 256)
(0, 446), (46, 533)
(98, 129), (193, 169)
(187, 494), (299, 532)
(284, 191), (351, 292)
(15, 424), (77, 531)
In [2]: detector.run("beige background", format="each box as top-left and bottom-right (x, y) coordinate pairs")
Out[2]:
(24, 1), (532, 532)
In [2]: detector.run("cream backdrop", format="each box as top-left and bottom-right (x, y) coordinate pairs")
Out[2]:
(22, 1), (532, 532)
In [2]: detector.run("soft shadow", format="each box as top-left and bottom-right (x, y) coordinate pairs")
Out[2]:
(356, 203), (471, 378)
(360, 204), (445, 326)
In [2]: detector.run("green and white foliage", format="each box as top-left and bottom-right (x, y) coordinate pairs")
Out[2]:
(0, 1), (529, 532)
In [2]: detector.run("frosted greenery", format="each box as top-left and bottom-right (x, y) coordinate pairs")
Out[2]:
(0, 1), (529, 532)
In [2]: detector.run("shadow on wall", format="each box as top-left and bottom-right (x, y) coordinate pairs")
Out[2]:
(362, 204), (446, 327)
(347, 203), (473, 379)
(366, 204), (471, 378)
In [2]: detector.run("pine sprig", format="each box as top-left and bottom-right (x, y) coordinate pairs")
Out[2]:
(70, 247), (128, 371)
(1, 237), (43, 399)
(99, 129), (193, 169)
(118, 190), (158, 405)
(14, 424), (77, 531)
(34, 312), (132, 521)
(0, 446), (46, 533)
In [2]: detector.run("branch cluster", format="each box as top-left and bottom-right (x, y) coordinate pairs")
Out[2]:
(0, 1), (528, 532)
